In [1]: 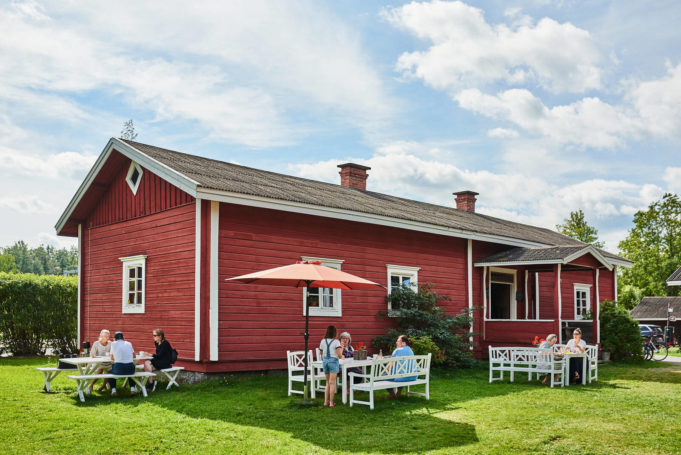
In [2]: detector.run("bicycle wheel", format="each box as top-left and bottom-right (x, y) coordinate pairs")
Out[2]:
(652, 343), (668, 361)
(643, 344), (653, 361)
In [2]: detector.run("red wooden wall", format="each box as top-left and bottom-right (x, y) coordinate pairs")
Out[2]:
(216, 203), (470, 371)
(80, 162), (196, 361)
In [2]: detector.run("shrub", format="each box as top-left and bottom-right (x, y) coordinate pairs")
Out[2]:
(600, 300), (643, 361)
(0, 272), (77, 355)
(411, 335), (444, 364)
(372, 283), (474, 368)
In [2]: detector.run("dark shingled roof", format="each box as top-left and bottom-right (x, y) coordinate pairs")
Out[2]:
(667, 266), (681, 284)
(474, 246), (590, 265)
(120, 139), (628, 263)
(631, 297), (681, 319)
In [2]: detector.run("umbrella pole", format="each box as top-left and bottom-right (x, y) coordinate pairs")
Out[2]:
(302, 282), (313, 404)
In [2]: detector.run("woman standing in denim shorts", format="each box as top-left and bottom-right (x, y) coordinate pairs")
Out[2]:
(319, 325), (342, 407)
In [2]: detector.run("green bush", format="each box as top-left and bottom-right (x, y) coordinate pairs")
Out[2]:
(0, 272), (77, 355)
(600, 300), (643, 361)
(411, 335), (443, 364)
(372, 283), (474, 368)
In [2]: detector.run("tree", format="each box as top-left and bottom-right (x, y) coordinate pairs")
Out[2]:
(119, 119), (138, 141)
(618, 193), (681, 298)
(556, 209), (604, 248)
(0, 253), (17, 273)
(2, 242), (78, 276)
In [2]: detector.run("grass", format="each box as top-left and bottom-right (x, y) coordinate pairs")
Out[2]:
(3, 357), (681, 454)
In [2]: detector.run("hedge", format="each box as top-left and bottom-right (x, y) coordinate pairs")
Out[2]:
(0, 272), (77, 356)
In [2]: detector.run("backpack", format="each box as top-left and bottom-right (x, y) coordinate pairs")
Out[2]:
(170, 348), (178, 364)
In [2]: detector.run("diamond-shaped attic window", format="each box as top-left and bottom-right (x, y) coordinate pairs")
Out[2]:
(126, 161), (143, 195)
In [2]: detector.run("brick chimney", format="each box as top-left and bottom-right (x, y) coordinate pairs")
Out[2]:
(454, 191), (479, 212)
(337, 163), (371, 190)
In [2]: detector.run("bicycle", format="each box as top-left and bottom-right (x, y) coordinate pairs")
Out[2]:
(643, 336), (668, 361)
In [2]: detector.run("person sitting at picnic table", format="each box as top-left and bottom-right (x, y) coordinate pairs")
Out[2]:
(388, 334), (415, 399)
(143, 328), (173, 392)
(320, 325), (342, 407)
(339, 331), (362, 386)
(108, 331), (137, 396)
(538, 333), (561, 385)
(566, 328), (588, 384)
(89, 329), (112, 392)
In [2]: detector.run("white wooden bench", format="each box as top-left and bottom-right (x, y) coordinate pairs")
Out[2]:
(154, 366), (184, 389)
(349, 354), (431, 410)
(68, 372), (156, 402)
(36, 367), (75, 392)
(488, 346), (564, 388)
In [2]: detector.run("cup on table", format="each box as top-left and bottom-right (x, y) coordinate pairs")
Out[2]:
(139, 351), (145, 356)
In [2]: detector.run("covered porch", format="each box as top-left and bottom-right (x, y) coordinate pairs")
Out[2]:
(475, 245), (617, 348)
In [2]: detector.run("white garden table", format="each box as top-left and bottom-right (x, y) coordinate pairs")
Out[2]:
(60, 355), (151, 396)
(313, 357), (376, 405)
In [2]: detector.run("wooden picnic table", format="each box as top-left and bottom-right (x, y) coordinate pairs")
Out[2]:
(312, 357), (376, 405)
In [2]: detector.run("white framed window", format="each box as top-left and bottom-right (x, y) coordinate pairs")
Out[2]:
(119, 255), (147, 314)
(488, 267), (517, 320)
(302, 257), (344, 317)
(386, 264), (420, 310)
(126, 161), (143, 195)
(574, 284), (592, 320)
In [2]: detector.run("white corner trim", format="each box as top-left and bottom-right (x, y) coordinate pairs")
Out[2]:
(301, 256), (345, 265)
(467, 239), (473, 348)
(596, 268), (600, 344)
(524, 270), (529, 318)
(535, 272), (539, 320)
(573, 283), (593, 288)
(483, 265), (488, 320)
(195, 198), (202, 362)
(558, 264), (562, 343)
(77, 224), (82, 345)
(209, 201), (219, 361)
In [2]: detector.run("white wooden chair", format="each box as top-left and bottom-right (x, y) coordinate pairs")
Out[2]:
(586, 345), (598, 383)
(286, 350), (316, 398)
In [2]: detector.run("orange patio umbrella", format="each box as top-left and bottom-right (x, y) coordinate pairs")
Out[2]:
(226, 260), (384, 401)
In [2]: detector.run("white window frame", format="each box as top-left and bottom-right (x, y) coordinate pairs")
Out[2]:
(574, 283), (592, 320)
(302, 257), (344, 317)
(386, 264), (420, 310)
(488, 267), (517, 320)
(125, 161), (143, 195)
(120, 255), (147, 314)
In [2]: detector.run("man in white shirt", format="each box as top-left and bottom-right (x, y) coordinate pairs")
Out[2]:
(108, 332), (137, 396)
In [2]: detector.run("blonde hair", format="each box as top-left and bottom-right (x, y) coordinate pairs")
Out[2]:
(99, 329), (110, 343)
(546, 334), (558, 343)
(573, 328), (582, 336)
(154, 328), (165, 343)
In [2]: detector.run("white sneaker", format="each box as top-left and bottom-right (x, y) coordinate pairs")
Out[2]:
(151, 382), (157, 392)
(130, 386), (137, 395)
(111, 388), (117, 396)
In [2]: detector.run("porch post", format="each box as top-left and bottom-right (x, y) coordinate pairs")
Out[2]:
(524, 269), (529, 319)
(554, 264), (562, 343)
(593, 268), (600, 344)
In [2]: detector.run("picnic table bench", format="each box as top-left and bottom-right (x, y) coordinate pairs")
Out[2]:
(349, 354), (431, 410)
(68, 372), (156, 402)
(36, 367), (74, 392)
(488, 346), (564, 387)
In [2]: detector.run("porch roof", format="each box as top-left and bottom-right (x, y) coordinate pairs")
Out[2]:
(474, 245), (618, 270)
(666, 266), (681, 286)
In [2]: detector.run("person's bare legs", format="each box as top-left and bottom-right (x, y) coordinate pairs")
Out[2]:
(328, 372), (338, 406)
(143, 360), (155, 386)
(324, 372), (331, 405)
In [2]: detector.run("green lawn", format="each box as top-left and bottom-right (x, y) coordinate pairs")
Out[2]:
(3, 357), (681, 455)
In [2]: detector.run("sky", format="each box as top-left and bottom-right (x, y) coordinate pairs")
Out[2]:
(1, 0), (680, 253)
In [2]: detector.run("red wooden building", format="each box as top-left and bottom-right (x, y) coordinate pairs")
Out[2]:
(56, 138), (631, 374)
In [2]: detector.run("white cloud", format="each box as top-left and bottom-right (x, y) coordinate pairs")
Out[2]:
(0, 146), (97, 180)
(663, 167), (681, 193)
(0, 1), (395, 147)
(487, 128), (519, 139)
(456, 88), (641, 148)
(386, 0), (602, 93)
(0, 195), (53, 214)
(629, 62), (681, 137)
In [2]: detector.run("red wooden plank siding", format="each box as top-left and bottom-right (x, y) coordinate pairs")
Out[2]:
(217, 203), (469, 370)
(82, 201), (196, 361)
(88, 158), (193, 228)
(560, 269), (595, 320)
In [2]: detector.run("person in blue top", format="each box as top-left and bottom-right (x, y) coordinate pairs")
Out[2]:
(388, 334), (415, 399)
